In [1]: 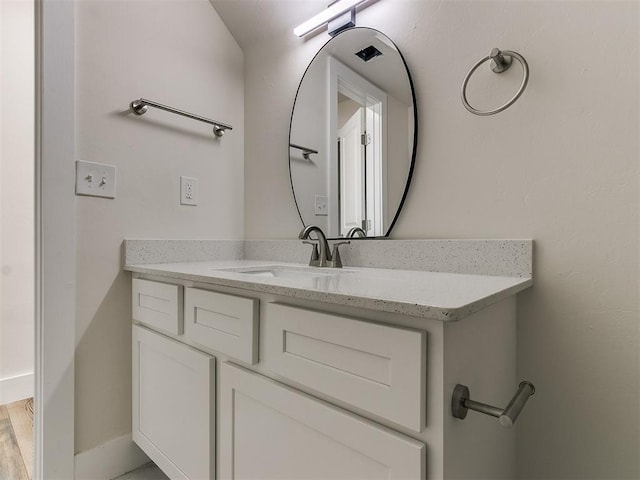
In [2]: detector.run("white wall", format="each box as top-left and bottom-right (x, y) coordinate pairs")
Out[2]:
(0, 0), (34, 402)
(385, 93), (410, 219)
(75, 0), (244, 453)
(290, 55), (329, 232)
(244, 1), (639, 478)
(338, 97), (360, 128)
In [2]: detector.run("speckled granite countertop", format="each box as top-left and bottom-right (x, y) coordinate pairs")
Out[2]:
(124, 259), (532, 321)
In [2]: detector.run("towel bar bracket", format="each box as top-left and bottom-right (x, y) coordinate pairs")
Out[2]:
(130, 100), (148, 116)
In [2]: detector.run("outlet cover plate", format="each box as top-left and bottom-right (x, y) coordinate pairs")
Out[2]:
(76, 160), (116, 198)
(314, 195), (328, 216)
(180, 176), (198, 206)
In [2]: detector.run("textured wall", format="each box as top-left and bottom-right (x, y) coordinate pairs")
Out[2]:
(243, 1), (639, 478)
(75, 0), (243, 452)
(0, 0), (34, 388)
(290, 55), (329, 231)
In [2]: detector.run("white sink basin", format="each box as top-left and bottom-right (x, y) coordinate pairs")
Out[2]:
(216, 265), (355, 279)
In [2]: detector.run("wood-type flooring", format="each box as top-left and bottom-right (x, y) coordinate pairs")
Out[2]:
(0, 400), (170, 480)
(0, 398), (33, 480)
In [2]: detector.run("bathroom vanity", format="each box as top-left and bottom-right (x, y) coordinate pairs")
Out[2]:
(120, 18), (537, 480)
(124, 239), (533, 480)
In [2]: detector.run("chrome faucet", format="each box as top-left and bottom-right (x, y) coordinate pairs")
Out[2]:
(299, 225), (330, 267)
(298, 225), (350, 268)
(346, 226), (367, 238)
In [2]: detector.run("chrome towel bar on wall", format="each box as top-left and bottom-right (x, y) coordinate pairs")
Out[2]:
(130, 98), (233, 137)
(289, 143), (318, 160)
(452, 381), (535, 427)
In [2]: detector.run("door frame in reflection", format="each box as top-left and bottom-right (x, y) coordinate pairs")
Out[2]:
(328, 57), (387, 237)
(337, 107), (365, 236)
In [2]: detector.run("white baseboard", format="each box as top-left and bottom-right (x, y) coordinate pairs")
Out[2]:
(0, 373), (34, 405)
(74, 433), (150, 480)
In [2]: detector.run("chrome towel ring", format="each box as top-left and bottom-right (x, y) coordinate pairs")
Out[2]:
(461, 48), (529, 116)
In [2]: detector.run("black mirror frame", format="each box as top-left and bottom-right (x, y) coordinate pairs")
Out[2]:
(288, 27), (418, 240)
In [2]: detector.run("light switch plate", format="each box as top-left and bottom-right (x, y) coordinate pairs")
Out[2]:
(314, 195), (328, 216)
(180, 176), (198, 206)
(76, 160), (116, 198)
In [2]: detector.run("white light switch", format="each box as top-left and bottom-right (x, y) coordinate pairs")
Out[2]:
(76, 160), (116, 198)
(180, 176), (198, 206)
(314, 195), (328, 216)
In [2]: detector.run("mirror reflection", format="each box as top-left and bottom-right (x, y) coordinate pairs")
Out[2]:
(289, 27), (417, 239)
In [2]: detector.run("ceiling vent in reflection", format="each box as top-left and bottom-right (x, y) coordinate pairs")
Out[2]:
(355, 45), (383, 62)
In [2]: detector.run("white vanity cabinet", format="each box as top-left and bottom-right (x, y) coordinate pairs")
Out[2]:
(132, 278), (183, 335)
(262, 302), (426, 432)
(130, 274), (520, 480)
(132, 325), (215, 480)
(219, 362), (425, 480)
(184, 287), (259, 365)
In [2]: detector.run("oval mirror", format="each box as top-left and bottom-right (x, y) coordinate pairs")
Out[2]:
(289, 27), (417, 239)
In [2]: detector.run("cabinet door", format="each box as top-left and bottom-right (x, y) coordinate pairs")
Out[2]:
(132, 279), (183, 335)
(133, 325), (215, 480)
(219, 362), (425, 480)
(263, 302), (426, 431)
(184, 287), (259, 364)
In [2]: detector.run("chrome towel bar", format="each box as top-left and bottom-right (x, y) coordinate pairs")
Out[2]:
(452, 381), (535, 427)
(130, 98), (233, 137)
(289, 143), (318, 160)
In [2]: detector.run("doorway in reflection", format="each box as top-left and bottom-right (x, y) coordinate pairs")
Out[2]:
(336, 87), (384, 237)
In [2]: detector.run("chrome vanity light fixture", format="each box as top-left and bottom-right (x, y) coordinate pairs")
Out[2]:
(294, 0), (372, 37)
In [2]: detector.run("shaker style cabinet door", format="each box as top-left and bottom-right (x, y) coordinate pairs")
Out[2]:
(184, 287), (259, 364)
(263, 302), (426, 431)
(219, 362), (425, 480)
(132, 279), (183, 335)
(132, 325), (215, 480)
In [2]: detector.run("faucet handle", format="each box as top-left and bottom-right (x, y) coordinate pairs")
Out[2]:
(329, 241), (350, 268)
(332, 241), (350, 247)
(302, 240), (320, 266)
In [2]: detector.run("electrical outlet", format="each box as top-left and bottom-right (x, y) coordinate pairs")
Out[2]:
(76, 160), (116, 198)
(314, 195), (328, 216)
(180, 176), (198, 206)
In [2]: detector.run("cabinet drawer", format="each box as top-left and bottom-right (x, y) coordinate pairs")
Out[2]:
(184, 288), (259, 364)
(220, 362), (425, 480)
(263, 303), (426, 432)
(132, 279), (183, 335)
(132, 325), (215, 480)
